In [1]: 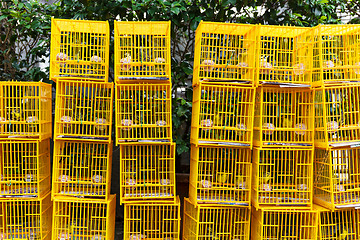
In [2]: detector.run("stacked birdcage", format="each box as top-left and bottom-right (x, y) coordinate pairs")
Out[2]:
(183, 21), (257, 240)
(313, 25), (360, 214)
(0, 81), (53, 240)
(50, 18), (115, 240)
(114, 21), (180, 239)
(249, 25), (318, 239)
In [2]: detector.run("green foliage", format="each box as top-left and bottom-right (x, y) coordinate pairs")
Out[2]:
(0, 0), (58, 82)
(0, 0), (350, 161)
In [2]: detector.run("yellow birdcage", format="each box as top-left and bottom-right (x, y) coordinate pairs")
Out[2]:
(114, 21), (171, 83)
(253, 86), (314, 147)
(189, 145), (251, 206)
(316, 205), (360, 240)
(313, 24), (360, 87)
(52, 140), (112, 200)
(191, 82), (255, 147)
(314, 147), (360, 210)
(0, 192), (52, 240)
(252, 147), (313, 209)
(124, 196), (181, 240)
(192, 21), (257, 86)
(183, 198), (251, 240)
(115, 82), (172, 144)
(314, 84), (360, 148)
(251, 207), (318, 240)
(256, 25), (314, 86)
(0, 81), (52, 140)
(0, 139), (50, 198)
(50, 18), (109, 82)
(119, 143), (176, 204)
(54, 80), (113, 142)
(52, 195), (115, 240)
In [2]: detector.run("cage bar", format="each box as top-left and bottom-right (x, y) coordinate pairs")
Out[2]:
(253, 86), (314, 147)
(316, 205), (360, 240)
(124, 197), (181, 240)
(314, 147), (360, 210)
(50, 18), (109, 82)
(119, 143), (176, 204)
(189, 145), (251, 206)
(252, 147), (313, 209)
(52, 140), (112, 200)
(52, 196), (116, 240)
(0, 192), (52, 240)
(114, 21), (171, 82)
(115, 83), (172, 144)
(256, 25), (314, 86)
(314, 85), (360, 148)
(313, 24), (360, 87)
(0, 82), (52, 140)
(251, 207), (318, 240)
(192, 21), (257, 86)
(183, 198), (251, 240)
(54, 80), (113, 142)
(191, 82), (255, 147)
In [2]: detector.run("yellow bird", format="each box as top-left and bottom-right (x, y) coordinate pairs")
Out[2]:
(260, 172), (272, 185)
(235, 175), (245, 189)
(214, 114), (221, 126)
(282, 118), (293, 128)
(216, 173), (228, 184)
(11, 109), (21, 121)
(339, 229), (348, 240)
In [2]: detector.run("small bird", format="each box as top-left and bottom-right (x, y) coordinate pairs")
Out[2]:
(90, 55), (102, 63)
(260, 172), (272, 185)
(92, 174), (103, 184)
(327, 121), (339, 134)
(236, 123), (247, 137)
(216, 173), (228, 184)
(237, 62), (249, 75)
(11, 109), (22, 121)
(95, 117), (107, 131)
(200, 179), (212, 189)
(120, 53), (132, 71)
(339, 229), (348, 240)
(263, 123), (275, 136)
(235, 176), (246, 189)
(282, 118), (293, 128)
(353, 62), (360, 75)
(259, 56), (273, 75)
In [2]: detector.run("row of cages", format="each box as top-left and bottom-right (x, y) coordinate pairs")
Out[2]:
(188, 145), (360, 210)
(0, 195), (358, 240)
(49, 18), (360, 87)
(4, 81), (360, 147)
(50, 19), (171, 83)
(183, 199), (360, 240)
(192, 83), (360, 148)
